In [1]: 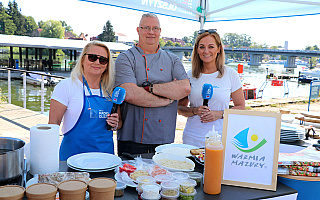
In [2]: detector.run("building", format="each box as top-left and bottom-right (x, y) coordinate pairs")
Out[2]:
(162, 37), (185, 46)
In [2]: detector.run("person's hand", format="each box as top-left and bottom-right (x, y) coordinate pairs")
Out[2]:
(194, 106), (209, 116)
(106, 113), (119, 131)
(200, 110), (222, 123)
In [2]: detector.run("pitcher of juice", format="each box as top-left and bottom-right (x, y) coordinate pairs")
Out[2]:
(203, 125), (224, 195)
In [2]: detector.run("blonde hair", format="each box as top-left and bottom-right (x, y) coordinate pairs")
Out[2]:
(191, 32), (225, 78)
(70, 41), (115, 96)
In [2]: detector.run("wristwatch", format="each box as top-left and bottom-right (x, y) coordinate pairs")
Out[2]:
(142, 81), (151, 92)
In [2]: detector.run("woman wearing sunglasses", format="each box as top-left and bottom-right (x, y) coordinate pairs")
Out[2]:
(178, 29), (245, 147)
(49, 41), (122, 160)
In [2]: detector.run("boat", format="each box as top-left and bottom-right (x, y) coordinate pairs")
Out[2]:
(299, 69), (320, 78)
(242, 83), (256, 100)
(298, 75), (319, 83)
(20, 72), (60, 86)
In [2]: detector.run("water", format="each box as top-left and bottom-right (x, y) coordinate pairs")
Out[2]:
(0, 62), (311, 116)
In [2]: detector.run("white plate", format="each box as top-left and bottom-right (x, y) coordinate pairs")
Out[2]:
(67, 163), (117, 172)
(26, 177), (38, 188)
(114, 172), (137, 188)
(155, 144), (198, 157)
(152, 153), (195, 172)
(67, 152), (122, 170)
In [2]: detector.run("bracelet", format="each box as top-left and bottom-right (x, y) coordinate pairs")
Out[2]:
(192, 107), (196, 115)
(150, 84), (154, 94)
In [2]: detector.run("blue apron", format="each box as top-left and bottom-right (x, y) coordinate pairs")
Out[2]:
(59, 77), (114, 161)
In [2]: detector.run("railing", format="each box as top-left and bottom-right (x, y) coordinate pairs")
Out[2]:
(0, 67), (66, 114)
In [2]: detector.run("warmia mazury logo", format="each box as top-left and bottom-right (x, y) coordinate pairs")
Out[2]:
(232, 127), (267, 153)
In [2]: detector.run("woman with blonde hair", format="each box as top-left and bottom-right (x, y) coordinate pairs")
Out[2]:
(178, 29), (245, 147)
(49, 41), (122, 160)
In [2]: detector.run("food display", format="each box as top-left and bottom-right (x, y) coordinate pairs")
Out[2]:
(130, 170), (150, 181)
(38, 172), (90, 186)
(180, 190), (197, 200)
(119, 163), (137, 175)
(178, 179), (197, 193)
(157, 159), (194, 170)
(115, 182), (126, 197)
(190, 148), (205, 165)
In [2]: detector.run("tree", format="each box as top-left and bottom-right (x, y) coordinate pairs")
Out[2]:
(24, 16), (37, 36)
(189, 31), (197, 45)
(40, 20), (64, 39)
(98, 20), (115, 42)
(159, 38), (165, 47)
(7, 0), (26, 35)
(38, 20), (44, 28)
(182, 36), (189, 44)
(164, 40), (174, 47)
(174, 42), (182, 47)
(0, 2), (16, 34)
(60, 20), (73, 32)
(223, 33), (251, 48)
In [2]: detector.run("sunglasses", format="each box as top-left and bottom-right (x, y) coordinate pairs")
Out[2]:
(85, 53), (109, 65)
(198, 29), (217, 35)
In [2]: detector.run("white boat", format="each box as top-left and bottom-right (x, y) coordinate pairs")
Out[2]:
(299, 69), (320, 78)
(20, 72), (60, 86)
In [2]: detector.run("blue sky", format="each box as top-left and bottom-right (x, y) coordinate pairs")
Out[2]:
(2, 0), (320, 50)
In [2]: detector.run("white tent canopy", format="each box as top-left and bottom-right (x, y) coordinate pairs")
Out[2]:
(0, 34), (131, 52)
(80, 0), (320, 28)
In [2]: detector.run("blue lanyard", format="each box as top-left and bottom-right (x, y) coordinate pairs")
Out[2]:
(82, 76), (111, 99)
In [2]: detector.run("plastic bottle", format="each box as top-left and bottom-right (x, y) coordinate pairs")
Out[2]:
(203, 125), (224, 195)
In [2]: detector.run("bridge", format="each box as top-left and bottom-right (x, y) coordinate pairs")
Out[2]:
(162, 46), (320, 67)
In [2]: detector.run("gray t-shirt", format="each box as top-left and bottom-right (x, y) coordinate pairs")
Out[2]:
(115, 46), (188, 144)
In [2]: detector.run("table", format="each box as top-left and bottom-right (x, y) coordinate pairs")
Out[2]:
(57, 154), (297, 200)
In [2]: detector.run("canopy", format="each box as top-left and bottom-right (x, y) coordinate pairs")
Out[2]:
(79, 0), (320, 26)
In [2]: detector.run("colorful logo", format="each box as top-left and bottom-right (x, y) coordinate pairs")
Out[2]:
(232, 127), (267, 153)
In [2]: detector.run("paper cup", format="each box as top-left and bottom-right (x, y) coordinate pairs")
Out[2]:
(26, 183), (57, 200)
(58, 180), (87, 200)
(0, 185), (25, 200)
(88, 178), (117, 200)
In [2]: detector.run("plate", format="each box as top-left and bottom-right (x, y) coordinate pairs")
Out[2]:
(67, 152), (122, 170)
(67, 163), (118, 172)
(152, 153), (195, 172)
(114, 172), (137, 187)
(155, 144), (198, 157)
(26, 177), (38, 188)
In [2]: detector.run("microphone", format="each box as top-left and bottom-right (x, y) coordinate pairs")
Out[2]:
(202, 83), (213, 106)
(107, 87), (126, 130)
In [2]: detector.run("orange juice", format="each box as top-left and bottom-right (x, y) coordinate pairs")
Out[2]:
(203, 144), (223, 195)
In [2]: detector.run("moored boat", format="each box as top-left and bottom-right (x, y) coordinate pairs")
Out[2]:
(20, 72), (60, 86)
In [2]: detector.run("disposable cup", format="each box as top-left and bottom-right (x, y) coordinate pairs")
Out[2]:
(179, 189), (197, 200)
(160, 181), (179, 192)
(0, 185), (25, 200)
(154, 174), (173, 184)
(141, 184), (160, 199)
(171, 172), (189, 180)
(160, 189), (179, 200)
(88, 178), (117, 200)
(141, 193), (161, 200)
(136, 176), (155, 191)
(58, 179), (87, 200)
(26, 183), (57, 200)
(178, 179), (197, 194)
(114, 181), (126, 197)
(187, 172), (203, 186)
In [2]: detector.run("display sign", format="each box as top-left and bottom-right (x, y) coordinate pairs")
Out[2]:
(221, 109), (281, 191)
(308, 80), (320, 111)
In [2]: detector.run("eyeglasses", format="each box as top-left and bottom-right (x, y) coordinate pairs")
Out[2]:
(84, 53), (109, 65)
(198, 29), (217, 35)
(139, 26), (161, 32)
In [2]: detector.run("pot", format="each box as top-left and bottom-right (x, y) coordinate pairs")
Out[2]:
(0, 137), (25, 182)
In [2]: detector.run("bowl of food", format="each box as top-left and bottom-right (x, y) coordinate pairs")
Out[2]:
(152, 153), (195, 172)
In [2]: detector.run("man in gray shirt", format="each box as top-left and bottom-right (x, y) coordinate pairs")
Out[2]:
(115, 13), (191, 155)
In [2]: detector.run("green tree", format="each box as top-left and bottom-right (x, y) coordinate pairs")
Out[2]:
(24, 16), (37, 36)
(182, 36), (189, 44)
(98, 20), (115, 42)
(159, 38), (165, 47)
(164, 40), (174, 47)
(223, 33), (251, 48)
(60, 20), (73, 32)
(38, 20), (44, 28)
(0, 2), (16, 34)
(40, 20), (64, 39)
(189, 31), (197, 45)
(7, 0), (26, 35)
(174, 42), (182, 47)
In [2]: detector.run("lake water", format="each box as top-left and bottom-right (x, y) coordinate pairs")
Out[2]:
(0, 62), (311, 116)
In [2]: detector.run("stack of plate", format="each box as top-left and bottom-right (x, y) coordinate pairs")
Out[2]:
(280, 123), (305, 142)
(67, 152), (122, 172)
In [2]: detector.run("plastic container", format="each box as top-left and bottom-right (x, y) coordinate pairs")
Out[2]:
(26, 183), (57, 200)
(136, 176), (155, 191)
(179, 190), (197, 200)
(136, 187), (143, 200)
(171, 172), (189, 180)
(88, 178), (117, 200)
(141, 193), (161, 200)
(114, 181), (126, 197)
(187, 172), (203, 187)
(160, 189), (179, 200)
(58, 179), (87, 200)
(178, 179), (196, 194)
(203, 125), (224, 195)
(0, 185), (25, 200)
(154, 174), (173, 184)
(160, 181), (179, 192)
(141, 184), (160, 199)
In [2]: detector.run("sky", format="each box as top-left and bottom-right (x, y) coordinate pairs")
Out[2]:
(2, 0), (320, 50)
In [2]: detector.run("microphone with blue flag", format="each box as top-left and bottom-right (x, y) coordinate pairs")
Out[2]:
(202, 83), (213, 106)
(107, 87), (126, 130)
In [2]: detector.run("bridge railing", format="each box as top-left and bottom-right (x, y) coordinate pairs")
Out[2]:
(0, 67), (66, 114)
